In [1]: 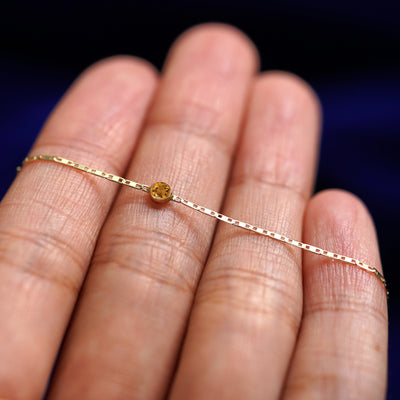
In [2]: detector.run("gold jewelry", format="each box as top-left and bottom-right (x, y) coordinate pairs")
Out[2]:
(18, 155), (388, 295)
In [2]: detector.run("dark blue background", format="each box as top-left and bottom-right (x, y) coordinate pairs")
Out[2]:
(1, 0), (399, 397)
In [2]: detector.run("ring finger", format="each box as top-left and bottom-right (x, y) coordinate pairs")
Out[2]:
(170, 72), (321, 399)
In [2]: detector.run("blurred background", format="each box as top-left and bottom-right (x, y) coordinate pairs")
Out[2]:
(1, 0), (399, 397)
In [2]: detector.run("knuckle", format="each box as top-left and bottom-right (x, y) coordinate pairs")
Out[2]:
(148, 97), (234, 159)
(305, 288), (388, 325)
(230, 173), (308, 203)
(198, 240), (302, 334)
(0, 226), (84, 294)
(95, 224), (205, 295)
(0, 197), (90, 294)
(286, 372), (344, 399)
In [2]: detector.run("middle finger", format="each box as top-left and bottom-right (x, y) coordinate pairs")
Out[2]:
(48, 24), (258, 399)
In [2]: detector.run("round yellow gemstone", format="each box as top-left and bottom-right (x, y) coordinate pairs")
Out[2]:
(149, 182), (172, 203)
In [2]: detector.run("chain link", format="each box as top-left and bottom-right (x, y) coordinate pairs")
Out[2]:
(19, 155), (388, 295)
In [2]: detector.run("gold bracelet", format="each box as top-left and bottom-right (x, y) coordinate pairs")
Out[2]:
(18, 154), (388, 296)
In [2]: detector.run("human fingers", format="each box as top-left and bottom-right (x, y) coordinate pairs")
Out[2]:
(282, 190), (388, 399)
(169, 72), (321, 399)
(46, 24), (258, 400)
(0, 58), (157, 399)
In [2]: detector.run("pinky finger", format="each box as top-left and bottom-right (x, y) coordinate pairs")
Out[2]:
(283, 190), (388, 400)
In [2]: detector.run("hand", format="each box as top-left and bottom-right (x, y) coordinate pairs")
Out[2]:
(0, 24), (388, 399)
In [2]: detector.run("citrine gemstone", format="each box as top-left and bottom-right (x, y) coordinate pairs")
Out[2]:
(149, 182), (172, 203)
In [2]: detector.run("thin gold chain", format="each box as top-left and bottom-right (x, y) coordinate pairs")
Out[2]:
(19, 155), (388, 295)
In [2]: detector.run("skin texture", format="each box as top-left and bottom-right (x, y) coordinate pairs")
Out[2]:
(0, 24), (388, 400)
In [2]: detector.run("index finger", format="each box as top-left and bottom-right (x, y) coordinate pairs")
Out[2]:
(0, 58), (157, 399)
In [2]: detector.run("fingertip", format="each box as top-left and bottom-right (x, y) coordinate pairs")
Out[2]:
(256, 71), (322, 121)
(73, 55), (159, 92)
(166, 22), (260, 74)
(306, 189), (376, 245)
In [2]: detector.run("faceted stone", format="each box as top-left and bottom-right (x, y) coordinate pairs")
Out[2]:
(149, 182), (172, 203)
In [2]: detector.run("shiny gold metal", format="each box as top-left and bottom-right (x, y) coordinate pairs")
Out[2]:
(19, 155), (388, 296)
(150, 182), (172, 203)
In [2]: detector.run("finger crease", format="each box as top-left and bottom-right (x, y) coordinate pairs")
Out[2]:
(231, 174), (308, 203)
